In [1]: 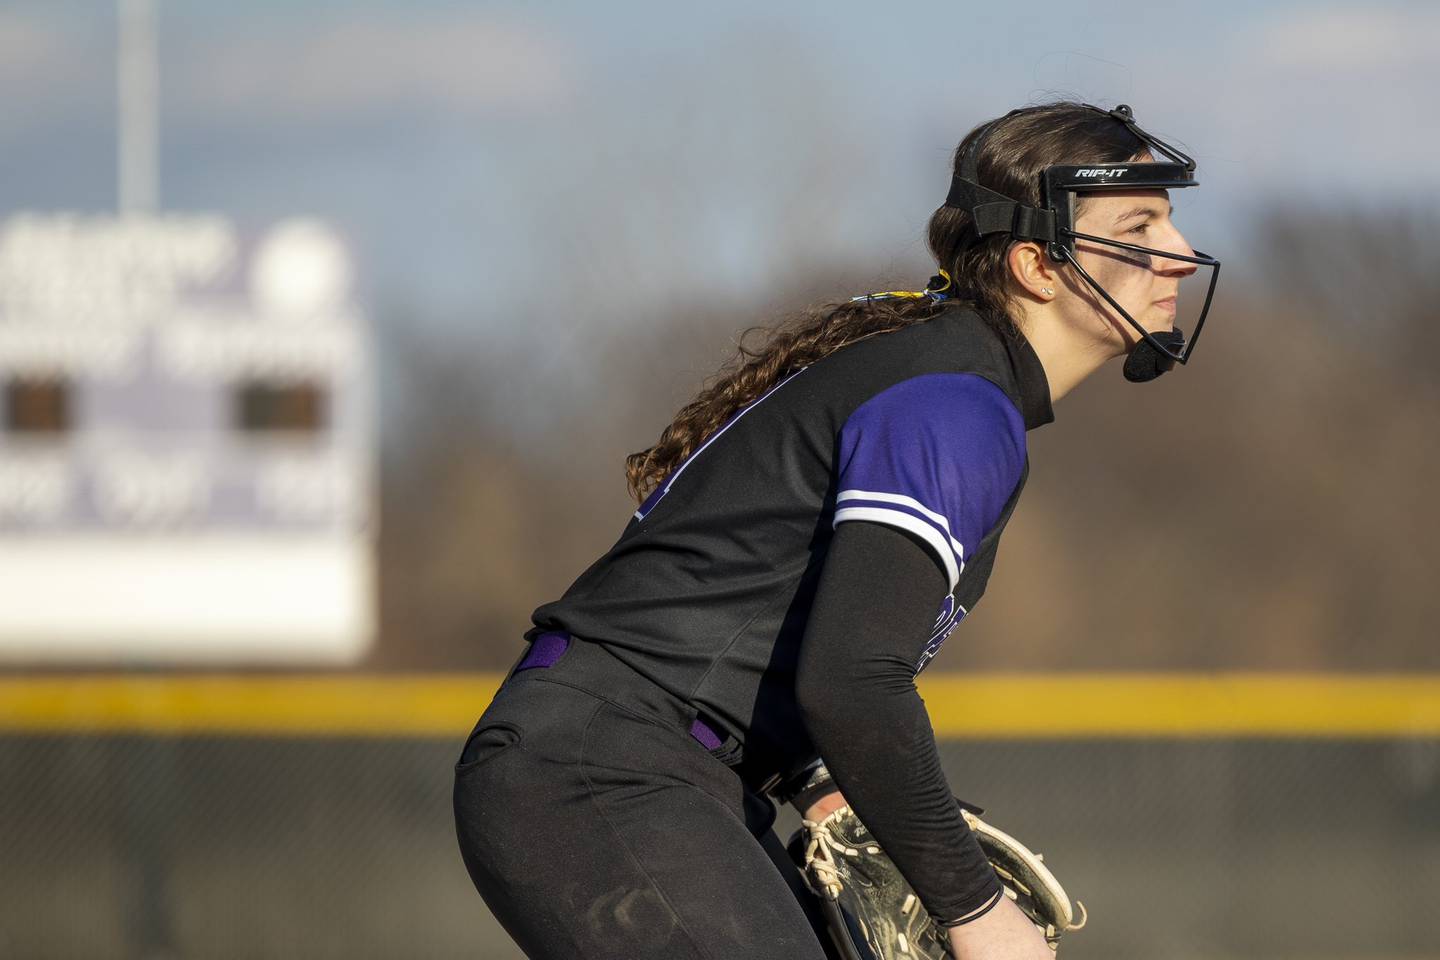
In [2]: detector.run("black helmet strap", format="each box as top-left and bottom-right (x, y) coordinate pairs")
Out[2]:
(943, 175), (1056, 242)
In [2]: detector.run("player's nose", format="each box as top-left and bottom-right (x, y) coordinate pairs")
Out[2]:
(1153, 225), (1197, 277)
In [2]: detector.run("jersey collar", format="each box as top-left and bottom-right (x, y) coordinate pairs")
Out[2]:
(1002, 326), (1054, 430)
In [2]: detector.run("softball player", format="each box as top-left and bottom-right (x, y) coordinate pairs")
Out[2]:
(453, 100), (1218, 960)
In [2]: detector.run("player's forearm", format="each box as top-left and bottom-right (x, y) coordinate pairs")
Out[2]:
(795, 521), (1001, 921)
(798, 653), (1000, 921)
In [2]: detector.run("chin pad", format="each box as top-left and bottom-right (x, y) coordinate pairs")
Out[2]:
(1123, 328), (1185, 383)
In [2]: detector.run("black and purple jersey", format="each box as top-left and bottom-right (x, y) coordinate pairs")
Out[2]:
(528, 304), (1053, 780)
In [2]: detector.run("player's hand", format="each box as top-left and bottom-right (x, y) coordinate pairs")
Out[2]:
(946, 894), (1054, 960)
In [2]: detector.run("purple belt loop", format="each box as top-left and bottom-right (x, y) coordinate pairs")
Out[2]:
(688, 717), (724, 751)
(516, 631), (571, 672)
(514, 630), (727, 752)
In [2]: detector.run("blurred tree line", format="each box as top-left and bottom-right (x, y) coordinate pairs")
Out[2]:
(374, 207), (1439, 671)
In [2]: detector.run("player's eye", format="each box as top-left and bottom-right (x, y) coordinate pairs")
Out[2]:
(1129, 222), (1150, 236)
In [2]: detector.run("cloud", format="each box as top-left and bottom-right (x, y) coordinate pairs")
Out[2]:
(0, 9), (68, 76)
(0, 7), (579, 146)
(0, 9), (108, 131)
(1253, 6), (1439, 70)
(1099, 4), (1440, 193)
(171, 11), (578, 122)
(1223, 6), (1440, 179)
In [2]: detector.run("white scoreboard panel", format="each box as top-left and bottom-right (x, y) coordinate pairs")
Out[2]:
(0, 214), (374, 664)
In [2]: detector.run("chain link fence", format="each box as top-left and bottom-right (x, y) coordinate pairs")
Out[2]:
(4, 728), (1438, 959)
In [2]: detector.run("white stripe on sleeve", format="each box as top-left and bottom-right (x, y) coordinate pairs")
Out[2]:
(836, 490), (966, 562)
(832, 505), (960, 590)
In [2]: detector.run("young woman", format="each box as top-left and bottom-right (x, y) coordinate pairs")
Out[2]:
(453, 100), (1219, 960)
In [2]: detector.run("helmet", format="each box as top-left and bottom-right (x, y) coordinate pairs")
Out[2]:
(943, 104), (1221, 382)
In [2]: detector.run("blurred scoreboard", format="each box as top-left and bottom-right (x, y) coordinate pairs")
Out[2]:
(0, 214), (374, 664)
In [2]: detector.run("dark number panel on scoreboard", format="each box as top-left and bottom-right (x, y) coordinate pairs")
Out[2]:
(234, 380), (328, 435)
(4, 377), (71, 435)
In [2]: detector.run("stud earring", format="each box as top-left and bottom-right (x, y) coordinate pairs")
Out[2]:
(1041, 287), (1054, 296)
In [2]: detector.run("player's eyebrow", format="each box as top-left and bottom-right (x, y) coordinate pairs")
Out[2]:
(1114, 203), (1174, 226)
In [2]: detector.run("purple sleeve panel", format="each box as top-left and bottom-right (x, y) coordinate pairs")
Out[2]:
(833, 373), (1026, 591)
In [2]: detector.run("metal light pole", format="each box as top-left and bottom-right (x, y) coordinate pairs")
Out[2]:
(118, 0), (158, 215)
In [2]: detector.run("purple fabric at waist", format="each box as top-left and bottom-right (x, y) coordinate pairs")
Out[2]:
(518, 631), (724, 751)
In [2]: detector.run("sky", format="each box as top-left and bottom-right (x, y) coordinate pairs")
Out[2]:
(2, 0), (1437, 351)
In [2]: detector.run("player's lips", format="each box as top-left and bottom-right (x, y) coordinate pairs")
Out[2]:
(1154, 296), (1177, 316)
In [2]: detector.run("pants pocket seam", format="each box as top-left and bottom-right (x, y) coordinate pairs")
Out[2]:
(454, 720), (523, 774)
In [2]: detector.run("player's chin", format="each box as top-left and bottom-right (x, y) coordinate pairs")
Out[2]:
(1148, 304), (1178, 333)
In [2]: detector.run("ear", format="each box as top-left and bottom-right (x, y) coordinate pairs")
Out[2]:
(1007, 241), (1060, 301)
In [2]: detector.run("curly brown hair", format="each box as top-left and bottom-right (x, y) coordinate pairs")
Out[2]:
(624, 100), (1146, 502)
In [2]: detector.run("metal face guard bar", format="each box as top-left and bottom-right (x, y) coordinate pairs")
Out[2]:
(941, 103), (1222, 369)
(1099, 103), (1195, 168)
(1055, 231), (1221, 364)
(1041, 161), (1198, 263)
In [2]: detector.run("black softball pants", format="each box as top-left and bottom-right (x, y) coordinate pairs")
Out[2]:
(452, 638), (833, 960)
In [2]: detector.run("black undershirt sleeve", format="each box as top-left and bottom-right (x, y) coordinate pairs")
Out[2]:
(795, 520), (1003, 923)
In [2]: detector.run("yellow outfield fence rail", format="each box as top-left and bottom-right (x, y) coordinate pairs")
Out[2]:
(0, 673), (1438, 738)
